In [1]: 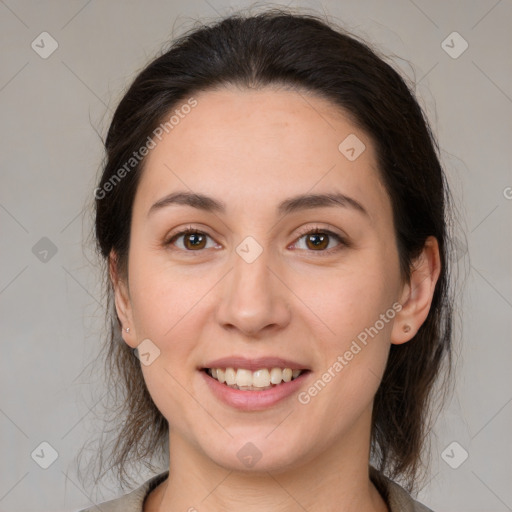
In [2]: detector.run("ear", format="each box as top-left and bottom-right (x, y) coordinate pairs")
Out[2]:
(109, 250), (137, 348)
(391, 236), (441, 345)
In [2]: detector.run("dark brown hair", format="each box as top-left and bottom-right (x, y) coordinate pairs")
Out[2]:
(79, 7), (454, 494)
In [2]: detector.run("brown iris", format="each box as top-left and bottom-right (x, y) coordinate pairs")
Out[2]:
(305, 232), (329, 250)
(183, 232), (207, 250)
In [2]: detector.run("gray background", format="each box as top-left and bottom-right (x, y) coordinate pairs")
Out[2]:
(1, 1), (511, 511)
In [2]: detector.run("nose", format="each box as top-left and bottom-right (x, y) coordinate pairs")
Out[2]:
(215, 248), (291, 337)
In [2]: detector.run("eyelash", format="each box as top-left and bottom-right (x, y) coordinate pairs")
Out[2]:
(165, 224), (348, 255)
(292, 225), (348, 254)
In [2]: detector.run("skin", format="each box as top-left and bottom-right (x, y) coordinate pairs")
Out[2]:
(111, 86), (441, 512)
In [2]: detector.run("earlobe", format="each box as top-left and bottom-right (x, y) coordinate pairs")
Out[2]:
(109, 250), (137, 348)
(391, 236), (441, 345)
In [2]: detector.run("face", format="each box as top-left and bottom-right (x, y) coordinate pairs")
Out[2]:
(114, 86), (410, 473)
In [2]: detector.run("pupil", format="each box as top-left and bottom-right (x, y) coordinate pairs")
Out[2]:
(309, 233), (327, 249)
(188, 233), (204, 248)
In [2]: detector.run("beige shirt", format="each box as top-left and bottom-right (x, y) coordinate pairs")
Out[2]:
(77, 468), (434, 512)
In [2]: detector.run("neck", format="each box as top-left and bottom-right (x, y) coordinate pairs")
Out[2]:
(149, 410), (388, 512)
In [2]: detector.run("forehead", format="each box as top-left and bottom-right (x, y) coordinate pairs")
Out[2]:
(135, 86), (390, 224)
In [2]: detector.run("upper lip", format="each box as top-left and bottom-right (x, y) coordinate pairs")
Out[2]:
(202, 356), (310, 372)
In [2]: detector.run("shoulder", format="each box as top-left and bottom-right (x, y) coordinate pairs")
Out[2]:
(76, 470), (169, 512)
(370, 466), (435, 512)
(75, 467), (432, 512)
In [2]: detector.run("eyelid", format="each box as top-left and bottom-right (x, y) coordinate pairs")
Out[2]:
(164, 225), (219, 249)
(290, 224), (349, 253)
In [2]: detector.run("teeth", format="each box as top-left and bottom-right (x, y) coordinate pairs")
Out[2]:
(236, 369), (253, 387)
(225, 367), (237, 386)
(252, 369), (270, 387)
(207, 367), (304, 389)
(269, 367), (282, 384)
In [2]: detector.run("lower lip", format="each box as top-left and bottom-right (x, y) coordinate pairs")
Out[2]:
(200, 370), (311, 411)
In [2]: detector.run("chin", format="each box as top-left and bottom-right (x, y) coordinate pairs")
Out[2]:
(200, 433), (311, 474)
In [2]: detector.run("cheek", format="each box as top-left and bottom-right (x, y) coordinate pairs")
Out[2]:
(295, 256), (397, 403)
(301, 259), (398, 342)
(127, 260), (210, 431)
(128, 250), (205, 338)
(126, 251), (216, 388)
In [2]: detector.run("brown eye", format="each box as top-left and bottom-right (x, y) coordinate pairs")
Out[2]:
(305, 232), (330, 250)
(292, 228), (347, 253)
(166, 229), (217, 251)
(182, 232), (207, 250)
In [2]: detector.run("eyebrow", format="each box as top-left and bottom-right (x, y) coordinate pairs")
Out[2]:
(148, 190), (369, 218)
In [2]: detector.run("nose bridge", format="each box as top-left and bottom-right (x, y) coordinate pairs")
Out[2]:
(215, 240), (290, 335)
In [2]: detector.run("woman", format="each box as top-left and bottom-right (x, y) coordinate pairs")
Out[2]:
(78, 8), (453, 512)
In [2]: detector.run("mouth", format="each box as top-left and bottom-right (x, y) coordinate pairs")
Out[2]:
(202, 367), (310, 391)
